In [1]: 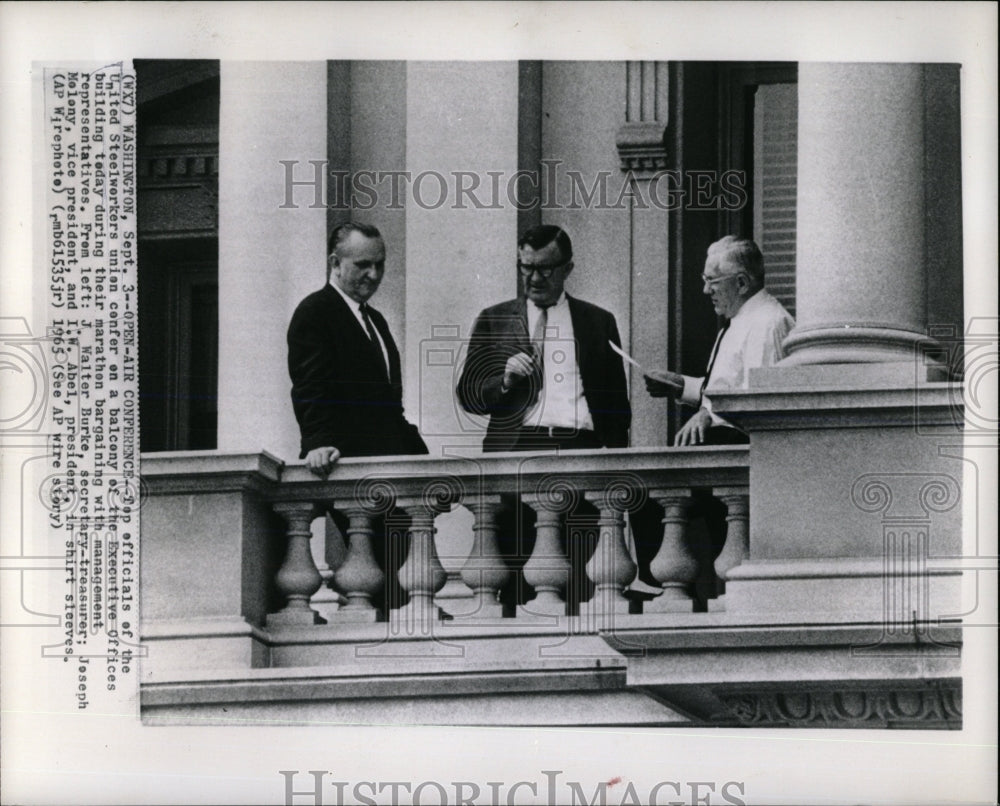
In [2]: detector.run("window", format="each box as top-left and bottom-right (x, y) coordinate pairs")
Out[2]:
(135, 60), (220, 451)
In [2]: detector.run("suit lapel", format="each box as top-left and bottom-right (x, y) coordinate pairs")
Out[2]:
(367, 307), (401, 388)
(513, 297), (530, 348)
(566, 295), (594, 391)
(324, 284), (366, 340)
(324, 285), (399, 388)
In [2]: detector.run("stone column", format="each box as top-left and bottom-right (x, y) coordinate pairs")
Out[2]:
(217, 62), (327, 460)
(783, 63), (933, 366)
(616, 61), (671, 446)
(404, 62), (521, 456)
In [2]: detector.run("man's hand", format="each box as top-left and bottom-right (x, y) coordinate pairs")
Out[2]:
(502, 351), (536, 390)
(305, 446), (341, 476)
(644, 369), (684, 398)
(674, 407), (713, 446)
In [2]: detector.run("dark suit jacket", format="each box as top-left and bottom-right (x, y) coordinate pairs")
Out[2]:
(456, 295), (631, 452)
(287, 285), (427, 459)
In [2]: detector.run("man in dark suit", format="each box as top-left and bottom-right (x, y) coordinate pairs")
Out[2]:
(456, 225), (630, 452)
(287, 221), (427, 613)
(456, 225), (631, 612)
(288, 222), (427, 468)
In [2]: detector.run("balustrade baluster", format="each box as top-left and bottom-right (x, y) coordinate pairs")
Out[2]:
(268, 502), (324, 626)
(582, 490), (637, 625)
(519, 494), (573, 617)
(459, 496), (509, 619)
(393, 497), (449, 628)
(710, 487), (750, 611)
(645, 490), (698, 613)
(329, 503), (384, 622)
(309, 518), (343, 622)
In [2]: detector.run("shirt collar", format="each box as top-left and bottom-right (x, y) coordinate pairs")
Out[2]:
(730, 288), (767, 323)
(329, 280), (364, 314)
(527, 292), (567, 314)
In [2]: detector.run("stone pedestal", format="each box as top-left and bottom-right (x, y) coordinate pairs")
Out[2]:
(711, 367), (963, 625)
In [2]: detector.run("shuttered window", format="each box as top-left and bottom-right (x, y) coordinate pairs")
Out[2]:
(752, 82), (798, 316)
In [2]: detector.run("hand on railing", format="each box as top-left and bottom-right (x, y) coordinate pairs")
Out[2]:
(674, 408), (713, 446)
(305, 445), (341, 476)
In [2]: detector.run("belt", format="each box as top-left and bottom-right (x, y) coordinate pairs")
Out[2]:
(518, 425), (593, 439)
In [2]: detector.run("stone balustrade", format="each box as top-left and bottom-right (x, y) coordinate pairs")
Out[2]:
(139, 443), (963, 730)
(142, 447), (749, 637)
(261, 447), (750, 630)
(267, 448), (749, 629)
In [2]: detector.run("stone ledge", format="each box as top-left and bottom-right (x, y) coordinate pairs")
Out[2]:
(142, 664), (629, 706)
(141, 687), (686, 727)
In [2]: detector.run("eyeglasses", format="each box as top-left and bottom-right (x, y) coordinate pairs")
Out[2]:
(518, 260), (569, 279)
(701, 271), (746, 288)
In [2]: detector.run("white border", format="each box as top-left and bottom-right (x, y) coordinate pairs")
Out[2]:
(1, 3), (996, 805)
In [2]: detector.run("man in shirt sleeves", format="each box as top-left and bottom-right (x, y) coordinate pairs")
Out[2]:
(287, 222), (427, 614)
(642, 235), (794, 603)
(456, 225), (631, 611)
(645, 235), (794, 445)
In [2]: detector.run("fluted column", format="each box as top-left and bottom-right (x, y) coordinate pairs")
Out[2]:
(329, 503), (384, 622)
(783, 63), (933, 365)
(582, 490), (638, 624)
(459, 496), (510, 619)
(519, 493), (574, 618)
(268, 502), (323, 626)
(645, 490), (697, 613)
(393, 497), (449, 630)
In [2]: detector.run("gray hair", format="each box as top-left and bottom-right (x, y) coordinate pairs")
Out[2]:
(706, 235), (765, 290)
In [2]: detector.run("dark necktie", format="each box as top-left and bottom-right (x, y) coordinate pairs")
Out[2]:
(360, 304), (389, 383)
(700, 322), (730, 397)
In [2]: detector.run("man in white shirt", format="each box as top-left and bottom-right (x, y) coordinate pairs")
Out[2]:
(457, 225), (630, 452)
(639, 236), (794, 605)
(457, 225), (631, 612)
(645, 235), (794, 445)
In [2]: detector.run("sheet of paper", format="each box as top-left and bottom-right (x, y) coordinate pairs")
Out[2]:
(609, 339), (646, 375)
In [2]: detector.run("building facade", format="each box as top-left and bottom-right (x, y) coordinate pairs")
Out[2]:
(139, 61), (967, 728)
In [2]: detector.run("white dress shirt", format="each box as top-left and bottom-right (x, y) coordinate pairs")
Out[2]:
(680, 288), (794, 426)
(523, 294), (595, 431)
